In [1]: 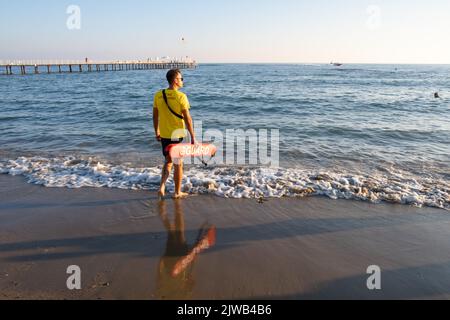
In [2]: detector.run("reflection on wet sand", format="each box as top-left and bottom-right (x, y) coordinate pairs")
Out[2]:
(156, 200), (216, 300)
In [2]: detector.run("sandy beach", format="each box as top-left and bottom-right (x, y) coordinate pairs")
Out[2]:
(1, 174), (450, 300)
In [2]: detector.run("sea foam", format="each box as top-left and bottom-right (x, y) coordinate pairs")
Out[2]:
(1, 156), (448, 210)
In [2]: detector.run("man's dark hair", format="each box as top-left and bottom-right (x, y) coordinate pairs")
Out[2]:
(166, 69), (181, 85)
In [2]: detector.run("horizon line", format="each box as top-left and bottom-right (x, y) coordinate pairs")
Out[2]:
(2, 58), (449, 66)
(197, 61), (450, 65)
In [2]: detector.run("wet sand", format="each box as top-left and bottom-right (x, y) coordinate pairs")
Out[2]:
(1, 174), (450, 300)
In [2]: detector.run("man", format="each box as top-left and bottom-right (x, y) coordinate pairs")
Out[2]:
(153, 69), (196, 199)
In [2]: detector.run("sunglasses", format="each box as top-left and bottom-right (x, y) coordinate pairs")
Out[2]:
(177, 77), (184, 81)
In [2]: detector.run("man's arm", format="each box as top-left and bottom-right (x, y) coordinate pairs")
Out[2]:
(182, 109), (196, 144)
(153, 107), (161, 141)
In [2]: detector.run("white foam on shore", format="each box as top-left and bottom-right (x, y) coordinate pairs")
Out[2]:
(1, 156), (449, 210)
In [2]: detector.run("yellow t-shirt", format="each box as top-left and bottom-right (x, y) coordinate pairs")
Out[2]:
(153, 89), (190, 139)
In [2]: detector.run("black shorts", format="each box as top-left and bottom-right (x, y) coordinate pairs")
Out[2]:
(161, 138), (183, 157)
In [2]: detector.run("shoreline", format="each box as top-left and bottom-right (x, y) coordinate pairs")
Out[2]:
(1, 156), (448, 211)
(1, 174), (450, 300)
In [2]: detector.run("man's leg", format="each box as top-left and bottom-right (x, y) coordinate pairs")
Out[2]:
(173, 159), (188, 199)
(159, 155), (173, 197)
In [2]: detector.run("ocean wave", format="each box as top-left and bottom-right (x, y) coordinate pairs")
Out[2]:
(0, 115), (33, 121)
(0, 156), (448, 210)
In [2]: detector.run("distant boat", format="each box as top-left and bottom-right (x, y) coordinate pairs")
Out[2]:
(331, 62), (343, 67)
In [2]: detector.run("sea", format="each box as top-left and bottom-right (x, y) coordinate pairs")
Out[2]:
(1, 64), (449, 209)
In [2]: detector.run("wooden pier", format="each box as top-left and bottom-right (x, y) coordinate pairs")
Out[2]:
(0, 59), (197, 75)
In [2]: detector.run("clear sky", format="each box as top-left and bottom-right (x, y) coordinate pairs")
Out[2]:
(1, 0), (449, 63)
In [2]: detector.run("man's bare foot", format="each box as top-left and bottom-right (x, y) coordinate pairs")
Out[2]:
(173, 192), (189, 199)
(158, 190), (165, 199)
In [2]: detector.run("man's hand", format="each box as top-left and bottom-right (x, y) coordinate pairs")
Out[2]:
(156, 132), (161, 142)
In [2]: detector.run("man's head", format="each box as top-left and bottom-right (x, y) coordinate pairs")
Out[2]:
(166, 69), (184, 89)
